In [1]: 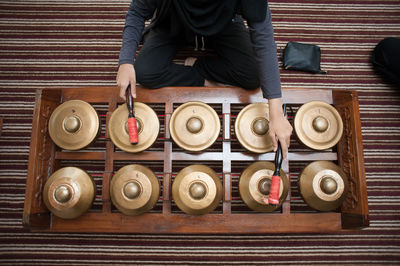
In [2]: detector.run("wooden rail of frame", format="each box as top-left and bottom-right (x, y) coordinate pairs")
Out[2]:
(23, 86), (369, 233)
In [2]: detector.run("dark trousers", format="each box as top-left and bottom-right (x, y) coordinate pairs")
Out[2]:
(134, 16), (260, 90)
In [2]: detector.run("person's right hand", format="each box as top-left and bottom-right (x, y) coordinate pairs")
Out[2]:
(116, 63), (136, 100)
(268, 98), (293, 160)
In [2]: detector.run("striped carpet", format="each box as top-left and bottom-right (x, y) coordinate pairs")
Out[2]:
(1, 0), (400, 264)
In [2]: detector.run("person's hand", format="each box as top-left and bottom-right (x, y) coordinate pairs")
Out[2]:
(116, 63), (136, 100)
(268, 98), (293, 159)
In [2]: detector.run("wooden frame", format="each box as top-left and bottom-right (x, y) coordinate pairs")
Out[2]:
(23, 86), (369, 233)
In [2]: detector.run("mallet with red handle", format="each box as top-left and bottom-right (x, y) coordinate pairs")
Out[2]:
(267, 104), (287, 205)
(126, 85), (138, 145)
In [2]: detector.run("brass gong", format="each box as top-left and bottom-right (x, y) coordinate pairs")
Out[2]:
(110, 164), (160, 216)
(108, 102), (159, 153)
(172, 165), (222, 215)
(294, 101), (343, 150)
(48, 100), (99, 150)
(43, 167), (96, 219)
(235, 103), (273, 153)
(299, 161), (349, 212)
(239, 161), (289, 212)
(169, 102), (220, 151)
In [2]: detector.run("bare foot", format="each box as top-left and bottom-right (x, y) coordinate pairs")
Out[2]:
(184, 57), (197, 66)
(204, 79), (231, 87)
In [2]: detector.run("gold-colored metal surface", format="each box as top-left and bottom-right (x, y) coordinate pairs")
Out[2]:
(54, 185), (72, 203)
(48, 100), (99, 150)
(109, 103), (159, 153)
(258, 178), (271, 195)
(294, 101), (343, 150)
(124, 181), (141, 199)
(299, 161), (349, 211)
(320, 176), (338, 194)
(189, 182), (207, 199)
(312, 116), (329, 133)
(110, 164), (160, 216)
(169, 102), (220, 151)
(43, 167), (96, 219)
(235, 103), (273, 153)
(186, 117), (203, 134)
(172, 165), (222, 215)
(239, 161), (289, 212)
(252, 117), (270, 136)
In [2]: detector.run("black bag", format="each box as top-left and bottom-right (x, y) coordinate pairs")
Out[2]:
(371, 37), (400, 87)
(282, 42), (327, 74)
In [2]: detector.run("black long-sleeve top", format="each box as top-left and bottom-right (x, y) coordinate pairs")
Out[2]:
(118, 0), (282, 99)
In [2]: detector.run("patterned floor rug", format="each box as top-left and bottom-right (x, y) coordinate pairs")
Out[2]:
(0, 0), (400, 264)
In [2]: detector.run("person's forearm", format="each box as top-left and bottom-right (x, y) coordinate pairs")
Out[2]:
(247, 4), (281, 100)
(268, 98), (284, 119)
(118, 0), (156, 65)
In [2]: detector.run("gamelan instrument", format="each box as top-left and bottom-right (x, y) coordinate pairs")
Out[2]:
(108, 102), (159, 153)
(43, 167), (96, 219)
(299, 161), (349, 211)
(48, 100), (99, 150)
(235, 103), (273, 153)
(110, 164), (160, 215)
(169, 102), (220, 151)
(126, 85), (138, 145)
(172, 165), (223, 215)
(294, 101), (343, 150)
(239, 161), (289, 212)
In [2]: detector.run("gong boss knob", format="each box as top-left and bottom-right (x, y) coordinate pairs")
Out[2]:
(43, 167), (96, 219)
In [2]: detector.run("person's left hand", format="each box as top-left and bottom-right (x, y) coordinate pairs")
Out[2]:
(268, 98), (293, 159)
